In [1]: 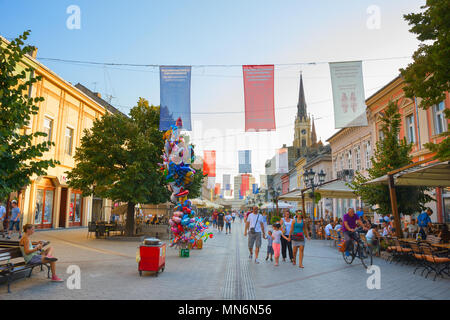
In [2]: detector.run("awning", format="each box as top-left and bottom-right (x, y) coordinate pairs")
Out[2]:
(278, 189), (302, 201)
(279, 180), (357, 201)
(364, 161), (450, 187)
(261, 201), (294, 209)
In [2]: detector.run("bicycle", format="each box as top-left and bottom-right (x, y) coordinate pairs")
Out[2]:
(342, 231), (373, 269)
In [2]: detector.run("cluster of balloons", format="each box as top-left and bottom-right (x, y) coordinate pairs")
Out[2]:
(168, 200), (213, 247)
(160, 119), (212, 249)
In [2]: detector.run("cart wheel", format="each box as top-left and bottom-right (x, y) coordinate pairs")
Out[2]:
(161, 267), (165, 272)
(155, 271), (158, 277)
(139, 270), (142, 276)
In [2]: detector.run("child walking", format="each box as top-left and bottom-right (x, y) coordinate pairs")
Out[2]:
(265, 230), (273, 261)
(271, 223), (289, 266)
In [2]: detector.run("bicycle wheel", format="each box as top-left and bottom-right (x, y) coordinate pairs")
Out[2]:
(359, 244), (373, 269)
(342, 245), (355, 264)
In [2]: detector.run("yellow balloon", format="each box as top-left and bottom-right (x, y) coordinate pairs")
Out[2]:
(206, 222), (210, 226)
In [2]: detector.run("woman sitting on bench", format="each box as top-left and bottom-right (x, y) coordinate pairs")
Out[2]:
(19, 224), (63, 282)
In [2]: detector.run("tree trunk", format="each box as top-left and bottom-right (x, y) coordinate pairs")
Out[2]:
(125, 202), (136, 236)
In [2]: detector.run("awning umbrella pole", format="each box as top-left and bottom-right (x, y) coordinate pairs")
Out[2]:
(388, 174), (403, 238)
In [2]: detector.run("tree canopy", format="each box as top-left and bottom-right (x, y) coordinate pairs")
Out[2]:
(0, 30), (57, 200)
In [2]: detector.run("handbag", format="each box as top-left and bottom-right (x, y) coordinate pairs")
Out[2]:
(249, 214), (260, 234)
(292, 232), (304, 242)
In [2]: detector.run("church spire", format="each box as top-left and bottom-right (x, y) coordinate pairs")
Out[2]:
(311, 117), (317, 145)
(297, 73), (307, 121)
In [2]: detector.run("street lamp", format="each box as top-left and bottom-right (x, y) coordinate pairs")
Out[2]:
(303, 169), (326, 239)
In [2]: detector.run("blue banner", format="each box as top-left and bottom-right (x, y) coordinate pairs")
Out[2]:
(238, 150), (252, 174)
(223, 174), (231, 190)
(159, 66), (192, 131)
(252, 184), (259, 194)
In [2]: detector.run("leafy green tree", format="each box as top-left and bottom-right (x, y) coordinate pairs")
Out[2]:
(400, 0), (450, 160)
(67, 98), (171, 236)
(0, 31), (57, 200)
(349, 101), (433, 216)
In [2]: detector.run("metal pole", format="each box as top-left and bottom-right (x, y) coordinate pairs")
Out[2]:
(388, 174), (403, 238)
(311, 184), (316, 239)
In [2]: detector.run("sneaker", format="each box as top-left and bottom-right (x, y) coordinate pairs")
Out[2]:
(270, 257), (273, 262)
(265, 256), (268, 261)
(51, 275), (64, 282)
(249, 254), (252, 259)
(254, 259), (260, 264)
(345, 251), (350, 257)
(44, 257), (58, 262)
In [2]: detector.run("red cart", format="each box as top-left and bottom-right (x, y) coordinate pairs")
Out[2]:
(137, 238), (166, 276)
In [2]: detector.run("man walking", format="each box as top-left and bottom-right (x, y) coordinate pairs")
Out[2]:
(225, 212), (232, 234)
(244, 206), (266, 264)
(217, 210), (225, 232)
(8, 200), (22, 239)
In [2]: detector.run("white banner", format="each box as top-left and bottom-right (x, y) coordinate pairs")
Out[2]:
(207, 176), (216, 189)
(275, 148), (288, 173)
(329, 61), (368, 128)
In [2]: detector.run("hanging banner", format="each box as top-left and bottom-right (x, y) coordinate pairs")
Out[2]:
(223, 174), (231, 190)
(239, 189), (243, 200)
(329, 61), (368, 128)
(207, 176), (216, 189)
(259, 174), (267, 189)
(215, 183), (221, 195)
(243, 65), (276, 132)
(238, 150), (252, 174)
(252, 184), (259, 194)
(203, 150), (216, 177)
(240, 174), (250, 196)
(276, 148), (288, 173)
(159, 66), (192, 131)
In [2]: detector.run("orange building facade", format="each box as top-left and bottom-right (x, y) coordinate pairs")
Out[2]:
(366, 76), (450, 223)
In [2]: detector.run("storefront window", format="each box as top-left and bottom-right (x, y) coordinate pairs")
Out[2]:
(44, 190), (54, 224)
(35, 189), (44, 225)
(70, 191), (83, 224)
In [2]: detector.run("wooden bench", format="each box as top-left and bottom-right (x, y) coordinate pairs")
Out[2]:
(0, 243), (51, 293)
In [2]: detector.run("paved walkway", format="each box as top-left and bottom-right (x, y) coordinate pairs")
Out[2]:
(1, 222), (449, 299)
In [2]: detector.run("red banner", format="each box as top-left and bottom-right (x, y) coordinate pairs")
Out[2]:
(214, 183), (221, 195)
(240, 174), (250, 196)
(203, 150), (216, 177)
(243, 65), (276, 132)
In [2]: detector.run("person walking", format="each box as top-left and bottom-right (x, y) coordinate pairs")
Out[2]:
(232, 211), (236, 223)
(271, 223), (289, 266)
(8, 200), (22, 239)
(289, 211), (310, 268)
(217, 210), (225, 232)
(244, 206), (266, 264)
(265, 230), (274, 262)
(280, 209), (293, 263)
(225, 212), (232, 234)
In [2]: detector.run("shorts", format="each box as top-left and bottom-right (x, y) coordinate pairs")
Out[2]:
(218, 221), (224, 227)
(292, 240), (305, 247)
(27, 255), (42, 265)
(248, 232), (262, 249)
(226, 222), (231, 229)
(9, 220), (20, 231)
(267, 245), (274, 255)
(272, 242), (281, 258)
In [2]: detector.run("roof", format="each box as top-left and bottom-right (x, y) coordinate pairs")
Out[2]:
(74, 83), (126, 116)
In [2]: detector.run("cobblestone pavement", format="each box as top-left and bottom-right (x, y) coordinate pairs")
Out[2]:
(1, 222), (449, 299)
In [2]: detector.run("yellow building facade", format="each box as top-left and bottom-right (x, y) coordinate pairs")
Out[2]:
(2, 36), (113, 229)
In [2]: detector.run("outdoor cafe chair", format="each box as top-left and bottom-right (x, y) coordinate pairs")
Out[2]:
(410, 242), (430, 278)
(87, 222), (97, 239)
(419, 243), (450, 281)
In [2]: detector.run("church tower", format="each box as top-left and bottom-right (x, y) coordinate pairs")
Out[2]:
(293, 74), (311, 156)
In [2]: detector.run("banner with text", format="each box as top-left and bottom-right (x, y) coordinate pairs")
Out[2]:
(329, 61), (368, 128)
(238, 150), (252, 174)
(240, 174), (250, 196)
(207, 176), (216, 189)
(159, 66), (192, 131)
(243, 65), (276, 132)
(203, 150), (216, 177)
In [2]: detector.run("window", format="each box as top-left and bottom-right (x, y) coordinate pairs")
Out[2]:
(333, 158), (337, 178)
(434, 101), (446, 135)
(406, 114), (415, 144)
(43, 117), (53, 143)
(355, 146), (361, 171)
(365, 141), (371, 169)
(69, 191), (82, 224)
(378, 129), (384, 141)
(340, 155), (344, 170)
(347, 150), (352, 170)
(65, 127), (74, 156)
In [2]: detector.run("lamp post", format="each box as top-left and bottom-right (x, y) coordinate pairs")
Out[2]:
(303, 169), (326, 239)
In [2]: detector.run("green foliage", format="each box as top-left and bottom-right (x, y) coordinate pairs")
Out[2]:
(0, 31), (58, 200)
(186, 168), (206, 200)
(67, 98), (171, 234)
(400, 0), (450, 160)
(349, 101), (434, 215)
(270, 216), (281, 225)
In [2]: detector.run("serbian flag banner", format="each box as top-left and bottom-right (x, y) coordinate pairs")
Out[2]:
(203, 150), (216, 177)
(159, 66), (192, 131)
(243, 65), (276, 132)
(329, 61), (368, 128)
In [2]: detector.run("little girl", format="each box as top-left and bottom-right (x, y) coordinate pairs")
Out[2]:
(266, 230), (273, 262)
(271, 223), (289, 266)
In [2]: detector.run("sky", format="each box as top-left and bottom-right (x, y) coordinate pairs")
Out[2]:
(0, 0), (425, 191)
